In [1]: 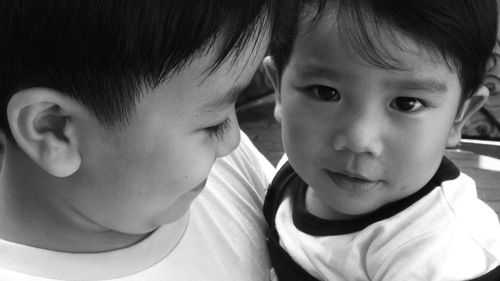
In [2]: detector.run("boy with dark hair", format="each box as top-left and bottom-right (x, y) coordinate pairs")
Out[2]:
(263, 0), (500, 280)
(0, 0), (288, 280)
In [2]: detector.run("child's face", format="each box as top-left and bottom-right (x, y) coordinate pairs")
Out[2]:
(70, 38), (268, 234)
(276, 12), (464, 218)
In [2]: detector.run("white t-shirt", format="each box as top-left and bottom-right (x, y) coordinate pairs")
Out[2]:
(0, 131), (274, 281)
(275, 167), (500, 280)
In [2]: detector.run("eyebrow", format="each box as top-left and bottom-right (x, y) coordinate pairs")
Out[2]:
(391, 79), (448, 94)
(201, 84), (248, 113)
(295, 64), (448, 94)
(293, 63), (344, 79)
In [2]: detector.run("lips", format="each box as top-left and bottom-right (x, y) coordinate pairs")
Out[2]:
(325, 170), (380, 194)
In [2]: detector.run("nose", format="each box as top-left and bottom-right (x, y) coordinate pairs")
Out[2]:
(215, 115), (241, 158)
(331, 108), (383, 157)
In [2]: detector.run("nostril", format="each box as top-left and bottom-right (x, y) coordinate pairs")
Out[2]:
(331, 130), (382, 157)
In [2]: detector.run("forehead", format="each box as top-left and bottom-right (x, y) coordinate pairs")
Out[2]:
(296, 3), (454, 73)
(288, 7), (461, 96)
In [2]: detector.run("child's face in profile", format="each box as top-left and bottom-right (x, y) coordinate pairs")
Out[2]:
(276, 11), (463, 219)
(71, 36), (268, 234)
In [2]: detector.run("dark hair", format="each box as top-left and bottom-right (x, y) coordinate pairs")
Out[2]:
(0, 0), (283, 142)
(270, 0), (498, 101)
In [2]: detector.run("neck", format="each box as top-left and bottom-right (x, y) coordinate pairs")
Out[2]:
(0, 145), (187, 253)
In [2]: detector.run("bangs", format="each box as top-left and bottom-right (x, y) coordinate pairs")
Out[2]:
(333, 1), (457, 72)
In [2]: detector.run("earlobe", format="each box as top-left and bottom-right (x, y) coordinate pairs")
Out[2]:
(263, 56), (281, 94)
(7, 88), (82, 177)
(446, 86), (489, 147)
(263, 56), (283, 124)
(273, 96), (283, 124)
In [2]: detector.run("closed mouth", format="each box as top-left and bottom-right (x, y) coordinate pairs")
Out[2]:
(325, 170), (379, 194)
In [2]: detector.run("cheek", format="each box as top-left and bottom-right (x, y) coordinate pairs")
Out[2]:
(150, 138), (216, 188)
(282, 113), (329, 168)
(384, 120), (451, 189)
(103, 132), (214, 198)
(281, 94), (336, 156)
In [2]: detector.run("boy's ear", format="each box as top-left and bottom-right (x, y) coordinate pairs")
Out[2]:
(446, 85), (489, 147)
(7, 88), (83, 177)
(263, 56), (283, 124)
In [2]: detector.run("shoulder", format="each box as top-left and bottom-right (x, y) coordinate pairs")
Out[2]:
(440, 173), (500, 245)
(373, 226), (500, 280)
(371, 174), (500, 280)
(441, 172), (500, 259)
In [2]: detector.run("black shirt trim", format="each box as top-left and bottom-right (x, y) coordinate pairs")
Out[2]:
(263, 157), (464, 281)
(469, 265), (500, 280)
(293, 157), (460, 235)
(264, 162), (321, 281)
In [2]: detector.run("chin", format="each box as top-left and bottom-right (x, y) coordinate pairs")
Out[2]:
(337, 201), (381, 217)
(160, 203), (192, 224)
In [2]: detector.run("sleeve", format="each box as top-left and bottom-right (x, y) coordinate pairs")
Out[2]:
(373, 229), (500, 281)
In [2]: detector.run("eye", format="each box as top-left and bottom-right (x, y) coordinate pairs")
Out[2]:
(205, 118), (231, 140)
(390, 97), (425, 112)
(313, 86), (341, 102)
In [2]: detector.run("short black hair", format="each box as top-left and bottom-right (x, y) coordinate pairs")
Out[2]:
(0, 0), (284, 141)
(270, 0), (498, 101)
